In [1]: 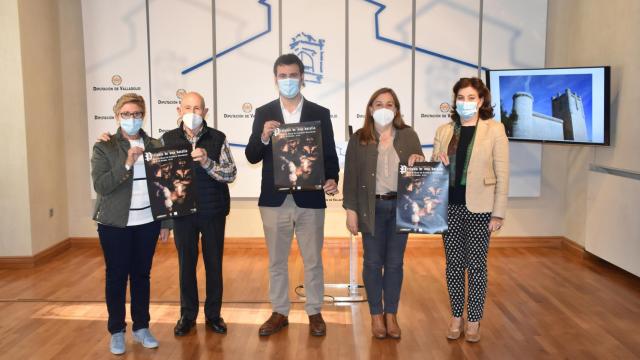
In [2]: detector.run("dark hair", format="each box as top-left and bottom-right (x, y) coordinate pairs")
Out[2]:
(273, 53), (305, 76)
(450, 77), (494, 124)
(357, 87), (409, 145)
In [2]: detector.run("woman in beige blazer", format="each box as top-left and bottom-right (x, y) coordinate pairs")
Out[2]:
(431, 77), (509, 342)
(343, 88), (425, 339)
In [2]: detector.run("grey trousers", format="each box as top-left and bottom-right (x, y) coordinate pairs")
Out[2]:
(259, 195), (325, 316)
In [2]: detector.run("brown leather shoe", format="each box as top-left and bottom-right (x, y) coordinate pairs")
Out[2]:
(385, 313), (401, 339)
(371, 314), (386, 339)
(308, 313), (326, 336)
(258, 312), (288, 336)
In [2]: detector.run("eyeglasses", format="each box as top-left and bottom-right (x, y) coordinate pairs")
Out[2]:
(119, 111), (144, 119)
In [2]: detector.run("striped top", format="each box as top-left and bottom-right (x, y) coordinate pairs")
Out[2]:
(127, 138), (154, 226)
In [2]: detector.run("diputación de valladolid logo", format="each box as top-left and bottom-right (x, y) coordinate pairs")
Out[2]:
(290, 32), (325, 84)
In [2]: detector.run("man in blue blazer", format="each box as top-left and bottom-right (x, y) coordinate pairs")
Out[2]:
(245, 54), (339, 337)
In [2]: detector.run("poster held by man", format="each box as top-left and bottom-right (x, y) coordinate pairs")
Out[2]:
(143, 145), (198, 219)
(271, 121), (325, 191)
(396, 162), (448, 234)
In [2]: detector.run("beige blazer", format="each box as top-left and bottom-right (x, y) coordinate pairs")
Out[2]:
(431, 119), (509, 218)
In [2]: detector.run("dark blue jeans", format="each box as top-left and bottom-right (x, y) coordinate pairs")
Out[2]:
(98, 221), (160, 334)
(362, 198), (409, 315)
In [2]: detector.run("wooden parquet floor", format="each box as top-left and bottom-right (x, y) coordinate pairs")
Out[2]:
(0, 242), (638, 359)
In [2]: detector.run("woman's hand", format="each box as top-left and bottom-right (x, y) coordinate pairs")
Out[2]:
(346, 209), (359, 235)
(97, 132), (111, 142)
(126, 146), (144, 167)
(437, 152), (450, 166)
(408, 154), (425, 166)
(158, 228), (171, 243)
(488, 217), (503, 232)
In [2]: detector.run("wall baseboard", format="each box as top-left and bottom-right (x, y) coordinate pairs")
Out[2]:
(68, 237), (101, 247)
(560, 237), (586, 257)
(1, 235), (565, 269)
(0, 239), (71, 269)
(406, 236), (564, 249)
(3, 236), (634, 282)
(66, 235), (566, 249)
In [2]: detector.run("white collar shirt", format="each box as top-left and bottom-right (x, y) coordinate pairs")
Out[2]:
(279, 96), (304, 124)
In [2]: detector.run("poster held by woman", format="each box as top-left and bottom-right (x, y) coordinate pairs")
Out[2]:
(396, 162), (448, 234)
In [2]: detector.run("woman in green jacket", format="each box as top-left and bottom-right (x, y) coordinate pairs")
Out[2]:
(342, 88), (424, 339)
(91, 93), (168, 355)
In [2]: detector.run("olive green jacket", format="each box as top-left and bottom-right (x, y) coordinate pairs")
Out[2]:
(342, 126), (423, 234)
(91, 129), (162, 228)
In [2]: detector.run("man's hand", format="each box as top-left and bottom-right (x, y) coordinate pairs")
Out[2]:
(261, 120), (281, 142)
(158, 228), (170, 243)
(126, 146), (144, 167)
(192, 147), (208, 165)
(323, 179), (338, 195)
(97, 132), (111, 142)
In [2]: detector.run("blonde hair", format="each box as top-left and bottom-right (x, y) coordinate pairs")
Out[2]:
(113, 93), (146, 116)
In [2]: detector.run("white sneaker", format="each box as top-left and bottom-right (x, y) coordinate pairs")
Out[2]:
(132, 328), (159, 348)
(110, 331), (126, 355)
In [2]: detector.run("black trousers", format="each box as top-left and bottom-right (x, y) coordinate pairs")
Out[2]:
(98, 221), (160, 334)
(173, 213), (226, 321)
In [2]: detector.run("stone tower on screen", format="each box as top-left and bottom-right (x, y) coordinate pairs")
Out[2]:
(552, 89), (588, 141)
(511, 92), (534, 138)
(510, 88), (587, 141)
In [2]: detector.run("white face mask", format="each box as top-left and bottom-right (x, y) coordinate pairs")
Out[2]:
(277, 78), (301, 99)
(456, 101), (478, 121)
(182, 112), (203, 130)
(372, 108), (395, 128)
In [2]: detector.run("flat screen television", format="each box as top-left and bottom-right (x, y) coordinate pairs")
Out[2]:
(486, 66), (610, 145)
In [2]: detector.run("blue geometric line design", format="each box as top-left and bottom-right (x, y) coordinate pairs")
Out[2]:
(181, 0), (272, 75)
(200, 1), (484, 149)
(364, 0), (489, 71)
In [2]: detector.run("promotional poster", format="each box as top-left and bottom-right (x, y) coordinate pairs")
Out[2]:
(143, 145), (198, 219)
(271, 121), (325, 191)
(396, 162), (448, 234)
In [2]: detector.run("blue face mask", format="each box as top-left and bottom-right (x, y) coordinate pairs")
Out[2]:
(278, 78), (300, 99)
(120, 118), (143, 135)
(456, 101), (478, 121)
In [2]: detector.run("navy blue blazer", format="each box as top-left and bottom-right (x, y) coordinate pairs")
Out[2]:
(245, 98), (340, 208)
